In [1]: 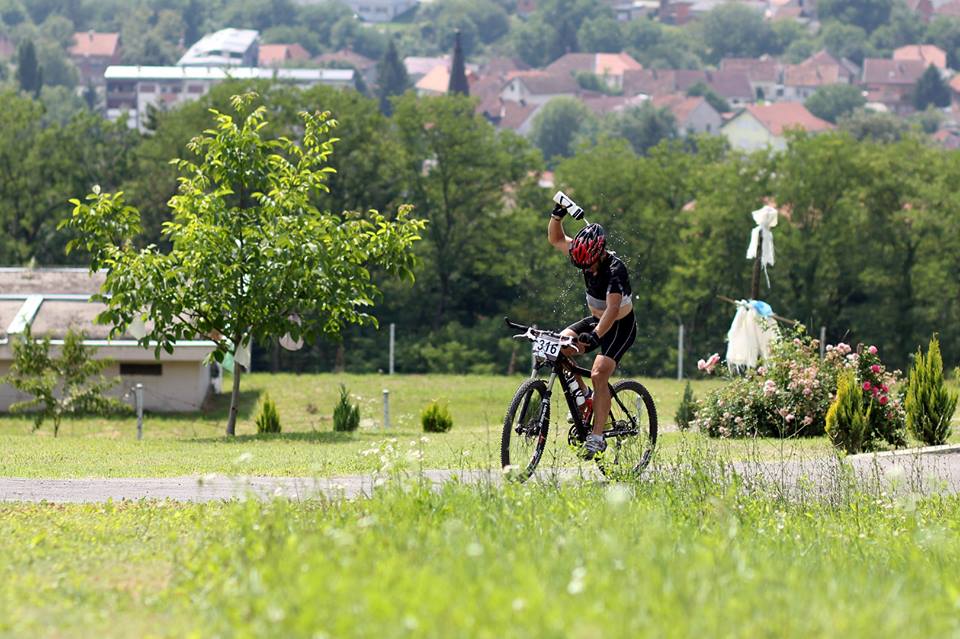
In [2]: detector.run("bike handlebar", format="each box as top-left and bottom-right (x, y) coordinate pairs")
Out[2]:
(503, 317), (529, 331)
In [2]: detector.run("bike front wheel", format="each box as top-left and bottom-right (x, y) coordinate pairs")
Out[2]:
(595, 379), (657, 479)
(501, 378), (551, 482)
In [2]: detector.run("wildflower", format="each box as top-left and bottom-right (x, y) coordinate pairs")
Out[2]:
(803, 415), (813, 426)
(567, 567), (587, 595)
(763, 380), (777, 396)
(803, 387), (812, 397)
(786, 414), (795, 422)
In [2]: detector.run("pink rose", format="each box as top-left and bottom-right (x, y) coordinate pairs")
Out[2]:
(881, 384), (889, 393)
(786, 414), (795, 422)
(879, 396), (889, 406)
(862, 382), (872, 391)
(868, 345), (878, 355)
(870, 365), (881, 374)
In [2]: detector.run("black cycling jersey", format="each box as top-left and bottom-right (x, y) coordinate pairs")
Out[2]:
(581, 253), (632, 311)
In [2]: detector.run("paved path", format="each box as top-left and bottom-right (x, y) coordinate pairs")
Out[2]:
(2, 448), (959, 503)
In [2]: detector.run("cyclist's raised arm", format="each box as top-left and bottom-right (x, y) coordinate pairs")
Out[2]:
(548, 206), (572, 255)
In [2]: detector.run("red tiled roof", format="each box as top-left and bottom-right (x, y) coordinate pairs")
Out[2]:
(652, 94), (712, 124)
(0, 35), (14, 59)
(741, 102), (833, 136)
(259, 43), (310, 66)
(69, 32), (120, 58)
(498, 101), (539, 131)
(622, 68), (752, 100)
(720, 56), (780, 83)
(893, 45), (947, 69)
(509, 71), (579, 95)
(935, 0), (960, 16)
(862, 58), (927, 85)
(544, 52), (642, 78)
(783, 63), (840, 87)
(315, 48), (376, 70)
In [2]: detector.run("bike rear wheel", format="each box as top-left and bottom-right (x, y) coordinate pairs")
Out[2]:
(595, 379), (657, 479)
(501, 378), (550, 482)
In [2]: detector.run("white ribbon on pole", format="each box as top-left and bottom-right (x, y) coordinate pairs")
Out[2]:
(746, 205), (778, 266)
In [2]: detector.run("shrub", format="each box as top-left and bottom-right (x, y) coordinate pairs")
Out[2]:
(906, 336), (958, 446)
(826, 370), (871, 454)
(695, 326), (905, 445)
(333, 384), (360, 432)
(675, 381), (696, 431)
(421, 401), (453, 433)
(255, 393), (281, 434)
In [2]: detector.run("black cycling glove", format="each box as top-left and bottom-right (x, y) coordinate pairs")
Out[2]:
(551, 203), (567, 219)
(578, 331), (600, 349)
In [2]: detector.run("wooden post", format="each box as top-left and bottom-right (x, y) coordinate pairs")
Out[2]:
(750, 232), (762, 300)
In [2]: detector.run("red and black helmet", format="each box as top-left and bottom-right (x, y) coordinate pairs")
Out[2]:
(569, 223), (606, 269)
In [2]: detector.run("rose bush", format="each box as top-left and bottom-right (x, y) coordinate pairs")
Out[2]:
(695, 327), (905, 447)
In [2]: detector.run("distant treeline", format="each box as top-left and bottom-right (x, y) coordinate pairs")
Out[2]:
(2, 82), (959, 375)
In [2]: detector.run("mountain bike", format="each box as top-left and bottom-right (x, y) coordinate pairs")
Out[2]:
(501, 318), (657, 481)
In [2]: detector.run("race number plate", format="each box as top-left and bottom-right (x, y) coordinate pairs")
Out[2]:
(533, 335), (563, 361)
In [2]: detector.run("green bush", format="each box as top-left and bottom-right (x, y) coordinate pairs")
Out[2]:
(826, 370), (872, 454)
(421, 401), (453, 433)
(333, 384), (360, 432)
(675, 381), (696, 431)
(906, 336), (958, 446)
(255, 393), (281, 434)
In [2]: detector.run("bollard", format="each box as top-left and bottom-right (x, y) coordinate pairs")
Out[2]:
(135, 383), (144, 440)
(383, 389), (390, 430)
(820, 326), (826, 359)
(389, 323), (395, 375)
(677, 323), (684, 381)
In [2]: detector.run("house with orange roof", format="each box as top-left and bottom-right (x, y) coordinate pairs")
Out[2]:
(416, 65), (452, 96)
(721, 102), (833, 152)
(893, 45), (947, 70)
(782, 50), (858, 102)
(652, 94), (723, 135)
(544, 52), (642, 91)
(258, 43), (310, 67)
(720, 56), (782, 102)
(68, 31), (121, 86)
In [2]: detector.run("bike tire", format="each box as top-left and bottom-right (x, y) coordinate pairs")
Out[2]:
(500, 378), (550, 482)
(595, 379), (657, 479)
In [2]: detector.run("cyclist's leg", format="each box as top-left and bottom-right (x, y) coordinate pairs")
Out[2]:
(561, 317), (598, 390)
(590, 355), (617, 435)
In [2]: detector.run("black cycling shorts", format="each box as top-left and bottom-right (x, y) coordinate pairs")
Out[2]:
(566, 311), (637, 364)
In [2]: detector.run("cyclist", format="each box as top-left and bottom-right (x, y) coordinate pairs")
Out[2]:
(548, 203), (637, 459)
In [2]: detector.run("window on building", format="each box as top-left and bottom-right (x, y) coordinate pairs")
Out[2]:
(140, 84), (156, 93)
(120, 363), (163, 376)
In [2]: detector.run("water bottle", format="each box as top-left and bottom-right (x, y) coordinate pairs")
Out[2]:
(553, 191), (584, 220)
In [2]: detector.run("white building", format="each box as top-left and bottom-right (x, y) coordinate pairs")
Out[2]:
(105, 66), (356, 130)
(346, 0), (418, 22)
(178, 28), (260, 67)
(0, 269), (217, 413)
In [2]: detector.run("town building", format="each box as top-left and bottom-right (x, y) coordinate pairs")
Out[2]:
(544, 52), (643, 91)
(500, 71), (581, 105)
(623, 68), (753, 107)
(781, 51), (859, 102)
(258, 43), (311, 67)
(68, 31), (121, 87)
(862, 58), (928, 113)
(345, 0), (418, 22)
(651, 94), (723, 135)
(0, 269), (216, 413)
(721, 102), (833, 152)
(105, 66), (355, 131)
(721, 56), (782, 102)
(178, 28), (259, 67)
(893, 45), (948, 70)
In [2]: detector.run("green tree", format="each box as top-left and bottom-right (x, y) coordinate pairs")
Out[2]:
(15, 39), (42, 96)
(36, 40), (78, 88)
(686, 81), (730, 114)
(820, 22), (875, 65)
(578, 15), (623, 53)
(0, 326), (125, 437)
(61, 93), (425, 435)
(377, 39), (408, 116)
(906, 335), (958, 446)
(838, 108), (908, 142)
(817, 0), (893, 33)
(926, 16), (960, 70)
(531, 97), (596, 162)
(913, 64), (950, 111)
(392, 93), (539, 326)
(600, 103), (677, 155)
(699, 4), (776, 63)
(805, 84), (867, 123)
(448, 29), (469, 96)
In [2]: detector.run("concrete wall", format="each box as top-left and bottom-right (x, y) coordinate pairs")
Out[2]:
(721, 113), (785, 152)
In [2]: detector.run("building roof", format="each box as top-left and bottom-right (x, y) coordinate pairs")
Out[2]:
(737, 102), (834, 136)
(508, 71), (579, 95)
(544, 52), (642, 78)
(0, 35), (13, 59)
(582, 95), (631, 116)
(105, 65), (354, 83)
(720, 56), (781, 83)
(783, 62), (841, 87)
(258, 43), (310, 67)
(862, 58), (927, 85)
(178, 28), (259, 67)
(893, 44), (947, 69)
(416, 65), (451, 94)
(481, 57), (529, 76)
(404, 55), (449, 78)
(932, 128), (960, 149)
(652, 94), (714, 123)
(497, 101), (540, 131)
(622, 68), (752, 100)
(69, 31), (120, 58)
(314, 48), (376, 70)
(935, 0), (960, 16)
(0, 268), (104, 295)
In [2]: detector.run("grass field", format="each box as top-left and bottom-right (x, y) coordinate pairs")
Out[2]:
(2, 468), (959, 638)
(0, 373), (862, 478)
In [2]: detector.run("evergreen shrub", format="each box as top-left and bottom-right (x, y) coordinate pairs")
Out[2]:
(675, 381), (696, 431)
(905, 336), (958, 446)
(826, 370), (871, 454)
(255, 393), (281, 434)
(421, 401), (453, 433)
(333, 384), (360, 432)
